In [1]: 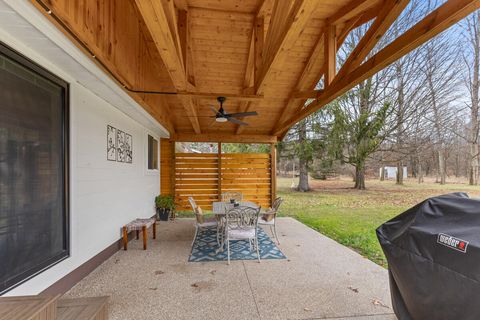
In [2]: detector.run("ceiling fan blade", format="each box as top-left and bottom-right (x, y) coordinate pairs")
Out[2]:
(209, 105), (220, 115)
(224, 111), (258, 117)
(227, 117), (248, 126)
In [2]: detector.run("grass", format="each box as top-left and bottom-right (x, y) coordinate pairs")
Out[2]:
(277, 177), (480, 267)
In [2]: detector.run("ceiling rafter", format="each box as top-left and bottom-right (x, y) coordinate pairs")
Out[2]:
(336, 0), (410, 78)
(273, 0), (480, 137)
(236, 0), (267, 135)
(254, 0), (318, 94)
(272, 3), (376, 133)
(134, 0), (201, 134)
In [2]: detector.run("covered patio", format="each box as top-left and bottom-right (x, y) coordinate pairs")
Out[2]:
(0, 0), (478, 319)
(64, 218), (394, 320)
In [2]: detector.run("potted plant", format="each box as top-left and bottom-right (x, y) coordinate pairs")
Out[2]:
(155, 195), (175, 221)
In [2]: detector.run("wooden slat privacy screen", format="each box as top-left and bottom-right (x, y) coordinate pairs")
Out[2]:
(160, 139), (274, 211)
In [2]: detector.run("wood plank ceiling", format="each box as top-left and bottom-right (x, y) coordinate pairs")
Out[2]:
(31, 0), (479, 143)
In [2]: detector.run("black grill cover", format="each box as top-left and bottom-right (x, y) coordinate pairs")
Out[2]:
(376, 193), (480, 320)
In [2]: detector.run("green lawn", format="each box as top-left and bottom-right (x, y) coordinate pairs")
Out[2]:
(276, 177), (480, 267)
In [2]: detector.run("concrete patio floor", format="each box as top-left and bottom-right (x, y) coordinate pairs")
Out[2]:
(64, 218), (396, 320)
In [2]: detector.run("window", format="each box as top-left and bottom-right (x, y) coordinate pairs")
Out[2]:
(0, 42), (69, 294)
(147, 134), (158, 170)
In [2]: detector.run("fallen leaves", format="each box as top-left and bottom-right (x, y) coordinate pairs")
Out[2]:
(347, 286), (359, 293)
(371, 298), (389, 308)
(154, 270), (165, 275)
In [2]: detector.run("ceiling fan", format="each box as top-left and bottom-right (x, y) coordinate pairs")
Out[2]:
(209, 96), (258, 126)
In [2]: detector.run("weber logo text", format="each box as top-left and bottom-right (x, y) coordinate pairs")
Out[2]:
(437, 233), (468, 253)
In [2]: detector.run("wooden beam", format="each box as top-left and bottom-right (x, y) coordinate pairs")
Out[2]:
(237, 18), (260, 135)
(177, 91), (263, 101)
(337, 0), (410, 76)
(171, 133), (277, 144)
(273, 0), (480, 136)
(255, 0), (317, 93)
(272, 2), (377, 134)
(329, 0), (373, 25)
(324, 23), (337, 87)
(134, 1), (203, 134)
(254, 16), (264, 83)
(134, 0), (186, 89)
(177, 9), (188, 71)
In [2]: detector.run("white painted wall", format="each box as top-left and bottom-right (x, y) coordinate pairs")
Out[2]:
(0, 1), (165, 295)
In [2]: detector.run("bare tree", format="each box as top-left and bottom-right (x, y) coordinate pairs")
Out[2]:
(463, 11), (480, 185)
(421, 29), (461, 185)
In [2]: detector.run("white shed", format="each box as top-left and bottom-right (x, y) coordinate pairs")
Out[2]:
(381, 166), (408, 180)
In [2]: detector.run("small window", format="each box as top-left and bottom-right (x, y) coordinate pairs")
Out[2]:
(147, 134), (158, 170)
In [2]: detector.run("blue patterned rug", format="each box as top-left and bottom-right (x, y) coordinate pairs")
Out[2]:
(189, 227), (287, 262)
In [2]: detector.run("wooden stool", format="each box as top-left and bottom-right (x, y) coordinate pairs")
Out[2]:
(122, 218), (156, 250)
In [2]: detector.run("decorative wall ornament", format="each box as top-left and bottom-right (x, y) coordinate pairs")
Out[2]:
(116, 129), (125, 162)
(125, 133), (133, 163)
(107, 125), (116, 161)
(107, 125), (132, 163)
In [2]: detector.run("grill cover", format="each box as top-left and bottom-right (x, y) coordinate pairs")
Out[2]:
(376, 193), (480, 320)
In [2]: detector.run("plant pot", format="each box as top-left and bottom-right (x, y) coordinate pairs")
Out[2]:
(157, 208), (170, 221)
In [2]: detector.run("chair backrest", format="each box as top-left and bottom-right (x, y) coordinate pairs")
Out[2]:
(272, 197), (283, 215)
(225, 206), (260, 230)
(222, 191), (243, 202)
(188, 197), (198, 212)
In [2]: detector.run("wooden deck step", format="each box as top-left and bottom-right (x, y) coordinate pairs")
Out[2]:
(0, 295), (60, 320)
(57, 297), (108, 320)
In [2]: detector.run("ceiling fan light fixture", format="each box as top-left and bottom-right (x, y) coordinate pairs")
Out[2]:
(215, 117), (228, 123)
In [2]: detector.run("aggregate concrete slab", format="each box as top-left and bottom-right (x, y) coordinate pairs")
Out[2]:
(64, 218), (396, 320)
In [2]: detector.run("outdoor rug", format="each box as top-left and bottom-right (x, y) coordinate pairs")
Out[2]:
(189, 227), (287, 262)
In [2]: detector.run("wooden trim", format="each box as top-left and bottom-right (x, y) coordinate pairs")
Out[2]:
(171, 133), (277, 143)
(273, 0), (479, 136)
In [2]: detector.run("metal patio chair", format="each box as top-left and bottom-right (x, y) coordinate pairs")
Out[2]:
(224, 205), (261, 264)
(258, 197), (283, 244)
(188, 197), (218, 246)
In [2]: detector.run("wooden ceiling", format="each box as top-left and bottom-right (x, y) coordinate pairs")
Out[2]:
(32, 0), (479, 143)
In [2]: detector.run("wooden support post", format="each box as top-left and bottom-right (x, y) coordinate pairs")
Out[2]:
(218, 142), (222, 201)
(171, 141), (176, 220)
(271, 143), (277, 207)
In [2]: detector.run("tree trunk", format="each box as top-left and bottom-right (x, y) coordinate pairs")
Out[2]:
(396, 161), (404, 185)
(469, 17), (479, 185)
(380, 167), (385, 181)
(438, 148), (446, 185)
(354, 164), (366, 190)
(469, 142), (479, 185)
(418, 162), (424, 184)
(297, 120), (310, 192)
(395, 61), (405, 185)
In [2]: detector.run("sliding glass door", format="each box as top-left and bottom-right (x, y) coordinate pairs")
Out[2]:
(0, 42), (69, 294)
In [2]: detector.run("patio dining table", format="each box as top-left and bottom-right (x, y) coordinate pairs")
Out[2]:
(212, 201), (259, 253)
(212, 201), (259, 215)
